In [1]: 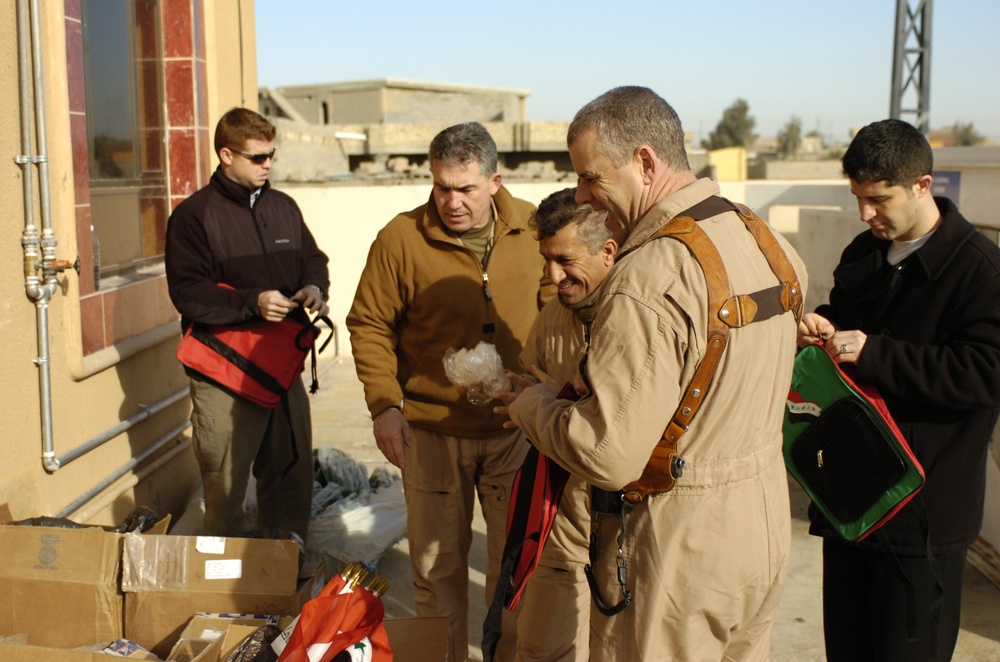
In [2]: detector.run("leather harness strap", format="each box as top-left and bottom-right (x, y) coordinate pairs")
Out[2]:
(620, 196), (803, 503)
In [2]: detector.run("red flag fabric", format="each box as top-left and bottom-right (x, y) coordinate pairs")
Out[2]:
(276, 573), (392, 662)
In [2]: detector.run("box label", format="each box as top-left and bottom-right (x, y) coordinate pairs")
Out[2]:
(35, 533), (60, 570)
(195, 536), (227, 554)
(204, 559), (242, 580)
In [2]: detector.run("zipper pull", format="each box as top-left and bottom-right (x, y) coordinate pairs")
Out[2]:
(481, 272), (495, 334)
(482, 272), (492, 301)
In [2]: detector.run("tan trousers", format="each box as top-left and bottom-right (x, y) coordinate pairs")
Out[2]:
(190, 377), (313, 538)
(514, 564), (591, 662)
(588, 460), (791, 661)
(403, 426), (528, 662)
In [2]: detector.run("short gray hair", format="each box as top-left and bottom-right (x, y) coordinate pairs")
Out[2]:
(429, 122), (498, 175)
(568, 86), (689, 171)
(530, 188), (611, 254)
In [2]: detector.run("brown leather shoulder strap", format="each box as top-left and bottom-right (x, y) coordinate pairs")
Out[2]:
(731, 202), (804, 323)
(621, 196), (802, 502)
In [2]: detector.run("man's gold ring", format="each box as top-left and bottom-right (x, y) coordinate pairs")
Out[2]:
(839, 344), (848, 355)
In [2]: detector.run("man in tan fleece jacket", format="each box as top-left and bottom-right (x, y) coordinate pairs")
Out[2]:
(347, 122), (551, 661)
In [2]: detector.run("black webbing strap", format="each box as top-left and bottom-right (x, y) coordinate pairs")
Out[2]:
(300, 315), (335, 394)
(482, 443), (539, 662)
(191, 326), (287, 397)
(875, 498), (943, 650)
(584, 498), (634, 617)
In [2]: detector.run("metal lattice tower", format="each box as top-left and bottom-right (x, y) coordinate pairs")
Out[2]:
(890, 0), (933, 134)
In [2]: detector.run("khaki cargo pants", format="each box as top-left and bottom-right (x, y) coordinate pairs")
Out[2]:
(190, 377), (313, 539)
(403, 426), (528, 661)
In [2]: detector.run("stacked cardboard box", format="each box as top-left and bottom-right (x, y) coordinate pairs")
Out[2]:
(0, 518), (448, 660)
(0, 524), (124, 649)
(0, 522), (318, 660)
(121, 534), (320, 658)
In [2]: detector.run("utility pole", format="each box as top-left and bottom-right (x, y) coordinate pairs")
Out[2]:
(890, 0), (933, 134)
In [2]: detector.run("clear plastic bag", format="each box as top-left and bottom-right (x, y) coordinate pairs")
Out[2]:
(443, 341), (508, 405)
(226, 624), (281, 661)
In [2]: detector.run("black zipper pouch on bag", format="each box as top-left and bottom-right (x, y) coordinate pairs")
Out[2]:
(789, 396), (907, 523)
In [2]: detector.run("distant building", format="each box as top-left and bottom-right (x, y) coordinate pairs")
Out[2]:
(262, 78), (529, 126)
(259, 79), (710, 182)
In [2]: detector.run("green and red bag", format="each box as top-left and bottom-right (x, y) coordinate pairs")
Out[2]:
(783, 343), (925, 542)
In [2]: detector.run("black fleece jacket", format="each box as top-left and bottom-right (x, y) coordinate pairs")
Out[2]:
(165, 168), (329, 330)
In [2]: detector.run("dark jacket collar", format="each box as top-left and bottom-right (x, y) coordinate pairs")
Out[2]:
(210, 166), (271, 208)
(908, 197), (977, 280)
(837, 196), (974, 290)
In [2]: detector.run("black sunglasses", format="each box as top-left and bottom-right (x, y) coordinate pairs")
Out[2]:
(230, 148), (275, 164)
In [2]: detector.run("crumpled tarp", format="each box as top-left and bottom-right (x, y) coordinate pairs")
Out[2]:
(306, 448), (406, 571)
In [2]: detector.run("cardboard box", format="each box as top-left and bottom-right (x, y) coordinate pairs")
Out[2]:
(122, 534), (321, 658)
(0, 639), (160, 662)
(0, 524), (123, 649)
(0, 645), (110, 661)
(384, 616), (450, 662)
(166, 614), (276, 662)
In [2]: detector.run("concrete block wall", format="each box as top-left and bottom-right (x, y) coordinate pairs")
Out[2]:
(321, 121), (574, 163)
(795, 208), (864, 310)
(275, 84), (525, 127)
(521, 122), (573, 151)
(383, 88), (522, 124)
(269, 118), (352, 181)
(763, 160), (844, 180)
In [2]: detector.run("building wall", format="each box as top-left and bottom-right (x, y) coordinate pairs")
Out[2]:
(382, 87), (520, 124)
(0, 0), (255, 526)
(269, 118), (352, 182)
(709, 147), (747, 181)
(762, 160), (844, 180)
(275, 81), (526, 127)
(325, 89), (383, 124)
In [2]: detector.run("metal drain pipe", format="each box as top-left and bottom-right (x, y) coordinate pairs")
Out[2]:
(18, 0), (184, 476)
(52, 387), (191, 469)
(17, 0), (64, 473)
(56, 420), (192, 519)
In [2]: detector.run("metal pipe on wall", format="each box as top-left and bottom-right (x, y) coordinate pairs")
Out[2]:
(16, 0), (61, 472)
(17, 0), (186, 488)
(53, 388), (190, 468)
(66, 434), (193, 523)
(56, 421), (192, 519)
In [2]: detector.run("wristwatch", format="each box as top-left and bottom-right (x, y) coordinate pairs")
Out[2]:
(305, 284), (326, 301)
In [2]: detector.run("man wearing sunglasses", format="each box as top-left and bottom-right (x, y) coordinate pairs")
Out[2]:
(166, 107), (330, 541)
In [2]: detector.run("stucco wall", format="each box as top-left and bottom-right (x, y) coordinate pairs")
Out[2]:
(0, 1), (254, 526)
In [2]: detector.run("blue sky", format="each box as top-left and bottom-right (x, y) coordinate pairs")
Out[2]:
(256, 0), (1000, 143)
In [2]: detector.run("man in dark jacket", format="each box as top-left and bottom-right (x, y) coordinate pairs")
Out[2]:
(166, 107), (330, 539)
(798, 118), (1000, 661)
